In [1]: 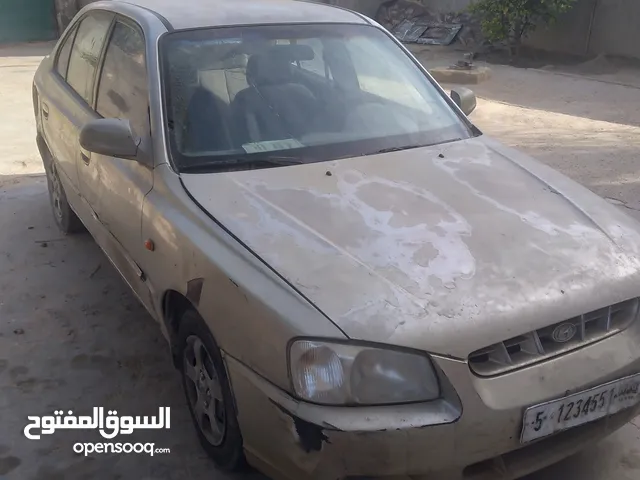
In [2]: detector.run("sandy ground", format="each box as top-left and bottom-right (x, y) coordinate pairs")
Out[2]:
(470, 65), (640, 222)
(2, 42), (640, 479)
(414, 46), (640, 222)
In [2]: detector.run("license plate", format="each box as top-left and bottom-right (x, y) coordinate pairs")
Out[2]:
(521, 374), (640, 444)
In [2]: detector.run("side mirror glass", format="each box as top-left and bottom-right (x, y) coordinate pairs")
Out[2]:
(450, 87), (477, 116)
(79, 118), (140, 159)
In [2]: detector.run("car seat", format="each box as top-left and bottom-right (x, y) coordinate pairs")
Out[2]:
(232, 47), (319, 144)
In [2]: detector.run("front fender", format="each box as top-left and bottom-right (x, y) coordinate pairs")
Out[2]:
(139, 164), (347, 390)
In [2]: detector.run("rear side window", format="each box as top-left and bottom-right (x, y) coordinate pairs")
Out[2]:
(56, 26), (76, 78)
(66, 12), (113, 104)
(96, 21), (149, 138)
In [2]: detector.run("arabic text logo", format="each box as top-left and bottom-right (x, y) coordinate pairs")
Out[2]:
(24, 407), (170, 440)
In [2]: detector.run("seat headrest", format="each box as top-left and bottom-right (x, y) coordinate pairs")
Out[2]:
(247, 44), (315, 87)
(247, 54), (292, 86)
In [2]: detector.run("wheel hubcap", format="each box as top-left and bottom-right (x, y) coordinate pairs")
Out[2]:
(183, 336), (226, 446)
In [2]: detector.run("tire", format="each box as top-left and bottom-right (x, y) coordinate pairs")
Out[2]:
(44, 158), (84, 234)
(178, 309), (245, 471)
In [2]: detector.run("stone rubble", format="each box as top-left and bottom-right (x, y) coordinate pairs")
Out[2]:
(375, 0), (487, 50)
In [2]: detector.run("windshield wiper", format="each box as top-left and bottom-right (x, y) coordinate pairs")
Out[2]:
(371, 138), (464, 156)
(371, 144), (426, 155)
(180, 156), (304, 173)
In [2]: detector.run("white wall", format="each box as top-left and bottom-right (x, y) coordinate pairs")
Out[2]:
(328, 0), (640, 60)
(321, 0), (387, 18)
(525, 0), (640, 60)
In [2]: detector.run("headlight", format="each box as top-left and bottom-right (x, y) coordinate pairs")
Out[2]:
(288, 339), (440, 405)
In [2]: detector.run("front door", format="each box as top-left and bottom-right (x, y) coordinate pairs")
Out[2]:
(77, 17), (155, 312)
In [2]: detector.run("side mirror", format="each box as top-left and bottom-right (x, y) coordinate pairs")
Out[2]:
(79, 118), (140, 159)
(450, 87), (477, 116)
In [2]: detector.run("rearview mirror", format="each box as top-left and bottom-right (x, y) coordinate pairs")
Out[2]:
(79, 118), (140, 159)
(450, 87), (477, 116)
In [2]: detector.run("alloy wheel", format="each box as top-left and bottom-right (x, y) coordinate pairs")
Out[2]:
(183, 335), (226, 446)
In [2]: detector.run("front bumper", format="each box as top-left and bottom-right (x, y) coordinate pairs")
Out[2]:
(225, 328), (640, 480)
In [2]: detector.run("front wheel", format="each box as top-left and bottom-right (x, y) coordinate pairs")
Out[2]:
(178, 310), (245, 471)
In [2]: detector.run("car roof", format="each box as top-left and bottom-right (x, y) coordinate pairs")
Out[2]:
(115, 0), (369, 30)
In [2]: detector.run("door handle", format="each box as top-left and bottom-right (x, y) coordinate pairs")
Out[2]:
(81, 151), (90, 165)
(42, 103), (49, 119)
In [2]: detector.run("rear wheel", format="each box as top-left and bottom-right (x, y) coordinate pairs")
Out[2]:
(45, 159), (84, 234)
(178, 309), (245, 471)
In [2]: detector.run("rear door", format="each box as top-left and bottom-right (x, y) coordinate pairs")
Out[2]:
(39, 11), (114, 197)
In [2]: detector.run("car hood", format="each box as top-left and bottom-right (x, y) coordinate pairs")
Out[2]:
(181, 137), (640, 358)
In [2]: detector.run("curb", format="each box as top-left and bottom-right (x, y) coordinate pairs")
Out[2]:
(429, 66), (492, 84)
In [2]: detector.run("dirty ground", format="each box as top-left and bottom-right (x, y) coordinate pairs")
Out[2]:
(2, 42), (640, 479)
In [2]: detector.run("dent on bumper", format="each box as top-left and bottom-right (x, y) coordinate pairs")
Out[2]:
(225, 354), (461, 480)
(225, 351), (640, 480)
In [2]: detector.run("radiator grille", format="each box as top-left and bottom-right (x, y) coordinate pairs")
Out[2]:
(469, 298), (640, 376)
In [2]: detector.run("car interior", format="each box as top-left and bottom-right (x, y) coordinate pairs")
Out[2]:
(168, 40), (425, 158)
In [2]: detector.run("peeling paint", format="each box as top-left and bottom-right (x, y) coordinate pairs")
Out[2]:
(292, 416), (331, 453)
(270, 400), (330, 453)
(181, 136), (640, 358)
(245, 169), (477, 297)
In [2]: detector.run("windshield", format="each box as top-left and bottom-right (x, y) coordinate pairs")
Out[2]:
(160, 24), (473, 172)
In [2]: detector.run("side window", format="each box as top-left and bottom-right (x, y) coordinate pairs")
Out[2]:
(66, 12), (113, 104)
(96, 21), (149, 138)
(55, 26), (77, 79)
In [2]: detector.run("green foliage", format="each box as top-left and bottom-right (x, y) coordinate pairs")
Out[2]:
(470, 0), (577, 50)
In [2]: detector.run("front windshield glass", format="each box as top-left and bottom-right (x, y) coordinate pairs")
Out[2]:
(160, 23), (473, 172)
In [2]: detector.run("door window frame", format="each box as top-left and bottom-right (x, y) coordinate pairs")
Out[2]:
(92, 16), (148, 112)
(54, 24), (78, 80)
(92, 14), (152, 164)
(57, 10), (116, 109)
